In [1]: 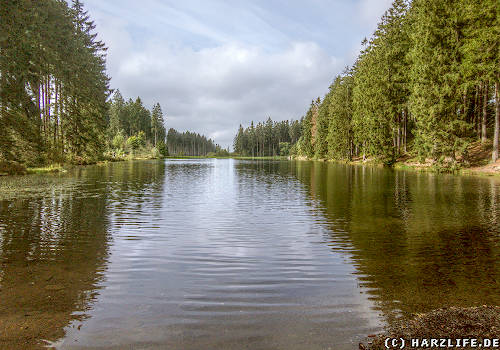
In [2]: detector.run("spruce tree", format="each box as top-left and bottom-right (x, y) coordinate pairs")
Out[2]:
(408, 0), (469, 161)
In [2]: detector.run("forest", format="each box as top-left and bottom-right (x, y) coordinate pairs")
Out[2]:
(235, 0), (499, 168)
(107, 90), (220, 158)
(2, 0), (498, 171)
(106, 90), (167, 159)
(233, 118), (302, 157)
(0, 0), (110, 167)
(166, 128), (224, 157)
(0, 0), (218, 173)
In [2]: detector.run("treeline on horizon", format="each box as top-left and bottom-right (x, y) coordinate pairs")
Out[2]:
(235, 0), (499, 166)
(102, 88), (222, 159)
(0, 0), (219, 171)
(166, 128), (225, 157)
(233, 118), (302, 157)
(107, 90), (169, 158)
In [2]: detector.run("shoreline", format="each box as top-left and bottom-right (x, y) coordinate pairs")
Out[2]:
(1, 156), (499, 178)
(290, 156), (500, 178)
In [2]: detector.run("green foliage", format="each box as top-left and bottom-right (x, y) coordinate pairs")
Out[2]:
(408, 0), (467, 160)
(156, 141), (169, 157)
(215, 148), (230, 157)
(297, 102), (317, 158)
(283, 0), (498, 165)
(352, 0), (410, 163)
(150, 147), (160, 158)
(0, 161), (27, 175)
(233, 118), (300, 157)
(3, 0), (497, 168)
(112, 131), (125, 149)
(326, 72), (354, 161)
(137, 131), (146, 146)
(432, 157), (463, 174)
(0, 0), (110, 165)
(233, 125), (246, 155)
(126, 132), (145, 150)
(106, 94), (170, 159)
(126, 134), (142, 150)
(279, 142), (290, 156)
(151, 102), (166, 147)
(167, 128), (217, 156)
(315, 96), (330, 158)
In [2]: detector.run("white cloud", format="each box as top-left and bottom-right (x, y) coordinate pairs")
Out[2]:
(84, 0), (393, 147)
(356, 0), (395, 30)
(98, 16), (342, 146)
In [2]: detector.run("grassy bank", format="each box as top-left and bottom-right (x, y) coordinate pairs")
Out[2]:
(348, 157), (500, 177)
(291, 141), (500, 177)
(0, 145), (165, 176)
(26, 165), (66, 175)
(5, 144), (499, 178)
(391, 141), (500, 177)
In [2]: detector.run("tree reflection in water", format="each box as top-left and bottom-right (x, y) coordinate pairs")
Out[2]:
(290, 161), (500, 324)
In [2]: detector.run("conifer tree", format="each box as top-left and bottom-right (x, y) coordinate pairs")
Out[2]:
(460, 0), (499, 161)
(408, 0), (469, 161)
(151, 103), (164, 147)
(327, 71), (354, 160)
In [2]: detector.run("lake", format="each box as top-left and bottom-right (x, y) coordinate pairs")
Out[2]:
(0, 159), (499, 349)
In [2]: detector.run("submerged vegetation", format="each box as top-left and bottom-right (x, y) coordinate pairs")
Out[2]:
(235, 0), (499, 172)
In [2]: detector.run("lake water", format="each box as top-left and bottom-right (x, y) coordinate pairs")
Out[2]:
(1, 159), (499, 349)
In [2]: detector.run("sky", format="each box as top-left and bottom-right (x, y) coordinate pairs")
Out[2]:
(83, 0), (393, 148)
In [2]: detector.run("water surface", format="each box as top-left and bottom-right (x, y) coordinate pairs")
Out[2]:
(0, 159), (499, 349)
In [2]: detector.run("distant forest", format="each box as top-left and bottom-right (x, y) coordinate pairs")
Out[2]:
(166, 129), (221, 157)
(108, 89), (224, 157)
(233, 118), (302, 157)
(235, 0), (499, 165)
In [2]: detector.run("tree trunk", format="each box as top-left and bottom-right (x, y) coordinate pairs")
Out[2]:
(475, 84), (480, 139)
(54, 80), (58, 146)
(397, 125), (401, 154)
(482, 82), (488, 144)
(403, 108), (408, 153)
(462, 88), (467, 122)
(493, 80), (499, 162)
(47, 75), (51, 149)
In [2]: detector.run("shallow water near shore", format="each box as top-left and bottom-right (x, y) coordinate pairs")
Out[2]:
(1, 159), (499, 349)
